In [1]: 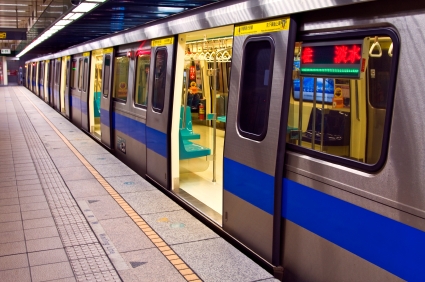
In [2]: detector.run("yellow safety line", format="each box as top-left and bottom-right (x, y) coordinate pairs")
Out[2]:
(19, 88), (202, 282)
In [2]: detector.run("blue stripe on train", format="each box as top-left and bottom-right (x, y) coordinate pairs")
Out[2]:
(146, 126), (167, 158)
(113, 112), (146, 145)
(223, 158), (425, 281)
(283, 178), (425, 282)
(223, 157), (274, 215)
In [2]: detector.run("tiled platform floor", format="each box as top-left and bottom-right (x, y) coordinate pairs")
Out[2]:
(0, 86), (277, 282)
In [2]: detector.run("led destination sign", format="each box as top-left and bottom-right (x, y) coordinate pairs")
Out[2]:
(300, 39), (368, 79)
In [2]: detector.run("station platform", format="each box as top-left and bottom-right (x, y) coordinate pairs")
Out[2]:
(0, 86), (277, 282)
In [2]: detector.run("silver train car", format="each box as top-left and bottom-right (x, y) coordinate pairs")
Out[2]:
(25, 0), (425, 281)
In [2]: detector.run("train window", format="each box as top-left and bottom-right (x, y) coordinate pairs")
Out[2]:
(237, 37), (275, 141)
(152, 48), (167, 113)
(134, 54), (150, 107)
(287, 29), (399, 171)
(78, 58), (83, 90)
(83, 58), (89, 92)
(70, 59), (77, 89)
(103, 55), (111, 97)
(112, 55), (130, 102)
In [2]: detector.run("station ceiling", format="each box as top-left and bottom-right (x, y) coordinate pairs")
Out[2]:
(0, 0), (219, 60)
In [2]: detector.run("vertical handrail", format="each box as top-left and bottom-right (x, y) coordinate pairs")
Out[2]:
(212, 55), (217, 182)
(312, 78), (317, 149)
(298, 77), (303, 145)
(182, 69), (189, 129)
(320, 78), (325, 151)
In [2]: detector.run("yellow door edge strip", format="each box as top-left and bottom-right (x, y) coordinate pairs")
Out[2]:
(18, 87), (202, 282)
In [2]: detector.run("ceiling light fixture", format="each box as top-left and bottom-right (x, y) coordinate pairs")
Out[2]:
(73, 2), (98, 13)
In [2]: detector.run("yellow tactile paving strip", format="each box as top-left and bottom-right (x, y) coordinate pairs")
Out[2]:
(20, 89), (202, 282)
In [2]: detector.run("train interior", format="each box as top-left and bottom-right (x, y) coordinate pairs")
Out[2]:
(89, 50), (103, 139)
(287, 36), (393, 164)
(173, 25), (234, 224)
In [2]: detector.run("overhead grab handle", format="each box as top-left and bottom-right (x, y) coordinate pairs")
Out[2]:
(369, 36), (382, 57)
(388, 43), (393, 57)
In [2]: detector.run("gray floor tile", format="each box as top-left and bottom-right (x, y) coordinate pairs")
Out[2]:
(31, 261), (74, 282)
(66, 179), (108, 199)
(26, 236), (63, 252)
(172, 238), (275, 282)
(23, 217), (55, 230)
(99, 217), (155, 253)
(124, 190), (183, 215)
(0, 197), (19, 206)
(84, 195), (128, 221)
(0, 241), (26, 256)
(20, 201), (49, 212)
(0, 230), (25, 244)
(83, 153), (121, 165)
(119, 248), (186, 282)
(57, 166), (94, 181)
(22, 209), (52, 220)
(0, 254), (28, 271)
(74, 145), (109, 155)
(50, 156), (83, 168)
(93, 163), (136, 178)
(0, 212), (21, 223)
(28, 248), (68, 266)
(15, 169), (37, 176)
(105, 175), (156, 194)
(19, 195), (47, 204)
(0, 221), (23, 233)
(24, 226), (60, 240)
(142, 209), (218, 245)
(0, 267), (31, 281)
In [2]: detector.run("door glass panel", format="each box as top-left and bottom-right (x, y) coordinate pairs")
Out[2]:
(238, 38), (274, 141)
(135, 54), (150, 106)
(112, 55), (130, 102)
(83, 58), (89, 92)
(71, 60), (77, 88)
(103, 55), (111, 97)
(152, 49), (167, 112)
(78, 58), (83, 90)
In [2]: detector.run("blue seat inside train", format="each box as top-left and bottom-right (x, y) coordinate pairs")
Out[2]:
(179, 131), (211, 160)
(302, 108), (351, 146)
(180, 105), (200, 140)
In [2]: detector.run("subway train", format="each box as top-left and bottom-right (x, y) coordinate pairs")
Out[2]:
(24, 0), (425, 281)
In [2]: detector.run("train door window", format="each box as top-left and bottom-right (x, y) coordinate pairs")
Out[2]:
(134, 54), (150, 107)
(83, 58), (89, 92)
(55, 61), (61, 85)
(237, 37), (275, 141)
(70, 59), (77, 89)
(78, 58), (83, 90)
(112, 55), (130, 102)
(287, 29), (399, 171)
(66, 60), (70, 87)
(103, 55), (111, 97)
(152, 48), (167, 113)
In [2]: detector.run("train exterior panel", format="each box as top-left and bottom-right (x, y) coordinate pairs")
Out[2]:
(24, 0), (425, 281)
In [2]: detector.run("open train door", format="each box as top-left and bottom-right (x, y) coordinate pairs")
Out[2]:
(146, 37), (175, 188)
(223, 18), (296, 265)
(100, 48), (114, 148)
(64, 56), (71, 118)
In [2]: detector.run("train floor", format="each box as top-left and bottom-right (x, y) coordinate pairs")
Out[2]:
(0, 86), (277, 282)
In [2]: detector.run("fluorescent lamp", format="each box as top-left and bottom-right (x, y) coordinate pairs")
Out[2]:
(73, 3), (98, 13)
(51, 25), (65, 30)
(55, 19), (73, 26)
(63, 13), (74, 19)
(69, 13), (84, 20)
(86, 0), (107, 2)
